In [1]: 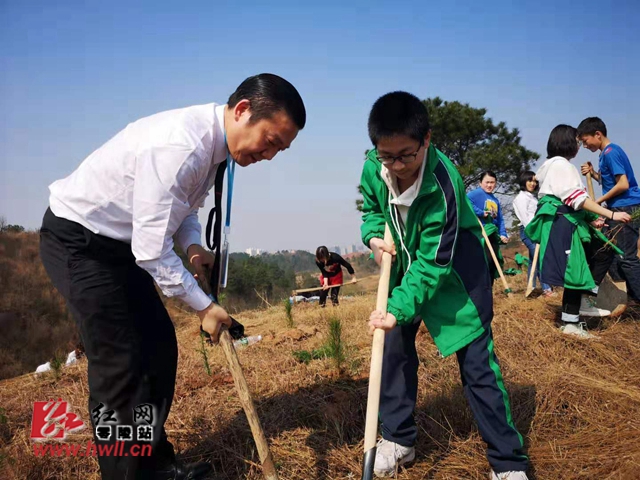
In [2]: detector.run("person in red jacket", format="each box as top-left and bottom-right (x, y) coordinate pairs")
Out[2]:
(315, 246), (356, 307)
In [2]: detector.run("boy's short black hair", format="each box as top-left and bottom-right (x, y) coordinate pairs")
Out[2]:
(577, 117), (607, 138)
(480, 171), (497, 182)
(228, 73), (306, 129)
(368, 91), (430, 146)
(316, 246), (329, 261)
(518, 170), (536, 191)
(547, 124), (579, 159)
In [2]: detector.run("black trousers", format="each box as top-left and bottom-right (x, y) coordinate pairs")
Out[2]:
(319, 286), (340, 307)
(39, 209), (178, 479)
(486, 235), (501, 285)
(563, 237), (613, 316)
(379, 320), (528, 473)
(600, 205), (640, 301)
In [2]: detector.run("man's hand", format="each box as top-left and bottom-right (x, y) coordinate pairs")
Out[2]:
(187, 244), (215, 282)
(500, 235), (509, 244)
(581, 162), (594, 176)
(368, 310), (397, 334)
(591, 217), (605, 229)
(369, 237), (396, 267)
(351, 275), (357, 284)
(198, 303), (231, 343)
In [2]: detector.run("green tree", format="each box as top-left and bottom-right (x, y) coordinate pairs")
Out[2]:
(0, 218), (25, 234)
(424, 97), (539, 191)
(355, 185), (364, 213)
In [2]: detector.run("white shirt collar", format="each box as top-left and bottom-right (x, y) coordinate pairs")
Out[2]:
(380, 149), (428, 207)
(213, 104), (229, 164)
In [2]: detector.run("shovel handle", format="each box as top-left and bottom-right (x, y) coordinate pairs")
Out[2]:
(363, 225), (394, 469)
(586, 172), (596, 200)
(525, 244), (540, 297)
(219, 329), (279, 480)
(477, 219), (512, 296)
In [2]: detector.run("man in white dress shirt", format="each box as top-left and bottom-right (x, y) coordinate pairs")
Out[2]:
(39, 73), (306, 480)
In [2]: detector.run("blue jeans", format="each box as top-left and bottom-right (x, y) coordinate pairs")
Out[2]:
(520, 225), (551, 291)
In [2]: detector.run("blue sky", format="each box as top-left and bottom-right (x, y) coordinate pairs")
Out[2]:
(2, 0), (639, 252)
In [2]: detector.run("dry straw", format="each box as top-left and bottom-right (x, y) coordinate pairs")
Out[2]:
(1, 272), (639, 479)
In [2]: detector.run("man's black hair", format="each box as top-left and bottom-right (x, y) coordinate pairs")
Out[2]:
(368, 91), (430, 146)
(547, 124), (579, 159)
(577, 117), (607, 138)
(228, 73), (306, 129)
(518, 170), (537, 191)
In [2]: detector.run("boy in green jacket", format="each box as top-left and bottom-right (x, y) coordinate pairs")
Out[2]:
(361, 92), (528, 479)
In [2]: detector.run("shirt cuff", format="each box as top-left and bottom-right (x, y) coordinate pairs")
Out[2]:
(387, 302), (412, 326)
(363, 231), (384, 249)
(177, 231), (202, 255)
(179, 286), (212, 312)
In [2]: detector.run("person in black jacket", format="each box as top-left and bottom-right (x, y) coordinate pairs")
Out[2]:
(315, 246), (356, 307)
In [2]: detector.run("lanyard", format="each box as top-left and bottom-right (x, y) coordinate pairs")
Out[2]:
(220, 132), (235, 288)
(223, 132), (235, 236)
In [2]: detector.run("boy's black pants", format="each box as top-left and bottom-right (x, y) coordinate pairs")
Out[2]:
(379, 319), (528, 473)
(601, 205), (640, 301)
(39, 208), (178, 479)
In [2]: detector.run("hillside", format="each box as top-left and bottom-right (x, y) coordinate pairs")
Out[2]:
(0, 232), (374, 379)
(0, 232), (78, 380)
(1, 270), (639, 478)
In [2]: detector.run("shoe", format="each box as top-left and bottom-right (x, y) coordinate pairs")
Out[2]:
(491, 471), (529, 480)
(373, 438), (415, 477)
(155, 461), (213, 480)
(542, 289), (556, 298)
(579, 295), (610, 317)
(560, 321), (596, 339)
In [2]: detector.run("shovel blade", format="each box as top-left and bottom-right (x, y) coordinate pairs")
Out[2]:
(361, 447), (377, 480)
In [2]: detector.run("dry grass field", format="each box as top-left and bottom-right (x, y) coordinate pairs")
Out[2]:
(2, 263), (640, 478)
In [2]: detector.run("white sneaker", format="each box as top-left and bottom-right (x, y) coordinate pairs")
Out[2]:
(373, 438), (415, 477)
(560, 321), (596, 339)
(579, 295), (610, 317)
(491, 471), (529, 480)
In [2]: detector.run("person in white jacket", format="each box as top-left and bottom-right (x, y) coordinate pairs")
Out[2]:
(512, 171), (553, 296)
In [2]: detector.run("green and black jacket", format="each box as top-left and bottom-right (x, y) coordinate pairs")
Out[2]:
(360, 145), (494, 357)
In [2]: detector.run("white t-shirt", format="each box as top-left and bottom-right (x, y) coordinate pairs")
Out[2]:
(536, 156), (588, 210)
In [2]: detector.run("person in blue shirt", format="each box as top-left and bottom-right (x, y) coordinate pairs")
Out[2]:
(467, 171), (509, 281)
(578, 117), (640, 302)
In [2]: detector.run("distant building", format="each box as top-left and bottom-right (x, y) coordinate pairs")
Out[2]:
(245, 248), (263, 257)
